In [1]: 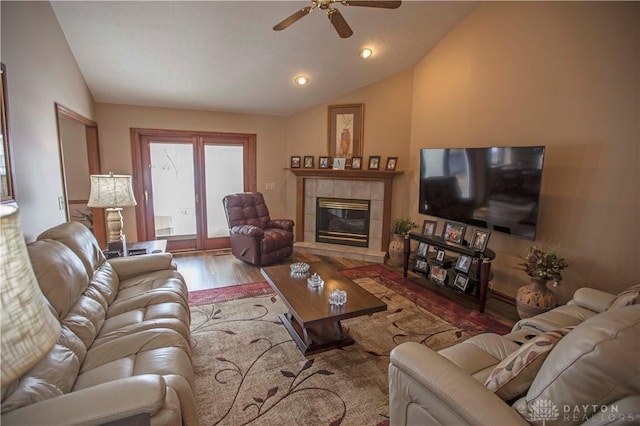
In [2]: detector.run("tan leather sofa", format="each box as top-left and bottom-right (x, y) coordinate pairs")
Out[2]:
(1, 222), (198, 426)
(389, 285), (640, 425)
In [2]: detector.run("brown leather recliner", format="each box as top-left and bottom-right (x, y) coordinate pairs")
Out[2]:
(222, 192), (294, 266)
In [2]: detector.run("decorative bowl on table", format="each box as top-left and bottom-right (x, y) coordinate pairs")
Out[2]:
(290, 262), (310, 274)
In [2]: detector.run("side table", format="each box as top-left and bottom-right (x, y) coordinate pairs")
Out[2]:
(104, 240), (167, 258)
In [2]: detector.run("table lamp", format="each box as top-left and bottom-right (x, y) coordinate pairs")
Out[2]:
(87, 172), (137, 254)
(1, 205), (61, 386)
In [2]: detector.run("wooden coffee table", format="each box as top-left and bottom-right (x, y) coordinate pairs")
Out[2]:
(261, 261), (387, 355)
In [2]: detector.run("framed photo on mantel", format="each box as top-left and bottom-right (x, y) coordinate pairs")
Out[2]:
(327, 103), (364, 162)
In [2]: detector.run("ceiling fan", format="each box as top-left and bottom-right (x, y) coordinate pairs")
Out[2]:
(273, 0), (402, 39)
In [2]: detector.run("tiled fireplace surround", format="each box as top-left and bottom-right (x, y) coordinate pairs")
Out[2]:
(289, 169), (401, 263)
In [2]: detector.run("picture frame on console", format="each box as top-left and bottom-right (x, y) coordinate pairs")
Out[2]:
(385, 157), (398, 171)
(414, 258), (428, 273)
(430, 265), (447, 284)
(454, 273), (470, 292)
(436, 249), (445, 262)
(455, 254), (472, 274)
(416, 242), (429, 258)
(422, 219), (437, 236)
(332, 157), (346, 170)
(327, 103), (364, 162)
(351, 156), (362, 170)
(319, 156), (330, 169)
(368, 156), (380, 170)
(303, 156), (314, 168)
(290, 156), (301, 168)
(470, 229), (491, 252)
(443, 221), (466, 245)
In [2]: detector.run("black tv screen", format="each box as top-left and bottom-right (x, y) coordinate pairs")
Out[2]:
(419, 146), (545, 240)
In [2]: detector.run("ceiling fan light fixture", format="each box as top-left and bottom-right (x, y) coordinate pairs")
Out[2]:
(294, 75), (310, 86)
(360, 48), (373, 59)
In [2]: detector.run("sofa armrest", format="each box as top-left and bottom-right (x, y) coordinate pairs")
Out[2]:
(1, 375), (165, 426)
(107, 253), (176, 279)
(569, 287), (615, 313)
(268, 219), (294, 232)
(389, 342), (528, 426)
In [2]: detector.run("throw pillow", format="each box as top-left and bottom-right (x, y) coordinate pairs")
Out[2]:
(484, 327), (573, 401)
(606, 284), (640, 310)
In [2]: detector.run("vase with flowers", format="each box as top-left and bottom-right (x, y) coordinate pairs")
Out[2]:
(515, 246), (569, 319)
(388, 217), (418, 267)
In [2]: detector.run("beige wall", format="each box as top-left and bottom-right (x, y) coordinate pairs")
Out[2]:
(1, 1), (95, 240)
(94, 103), (287, 241)
(284, 70), (415, 222)
(3, 2), (638, 303)
(408, 2), (640, 301)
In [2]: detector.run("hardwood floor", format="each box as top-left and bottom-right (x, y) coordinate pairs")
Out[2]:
(172, 250), (520, 326)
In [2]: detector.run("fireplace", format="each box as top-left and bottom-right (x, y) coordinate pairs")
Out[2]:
(288, 168), (402, 263)
(316, 197), (370, 248)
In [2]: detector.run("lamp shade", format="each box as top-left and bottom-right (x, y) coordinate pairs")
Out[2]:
(87, 173), (137, 208)
(1, 205), (61, 386)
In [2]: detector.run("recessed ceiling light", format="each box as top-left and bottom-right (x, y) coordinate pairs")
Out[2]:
(360, 48), (373, 59)
(294, 75), (309, 86)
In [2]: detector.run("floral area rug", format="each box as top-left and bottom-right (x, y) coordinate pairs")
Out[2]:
(188, 264), (511, 426)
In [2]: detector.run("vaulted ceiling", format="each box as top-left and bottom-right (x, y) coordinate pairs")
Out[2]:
(51, 1), (476, 116)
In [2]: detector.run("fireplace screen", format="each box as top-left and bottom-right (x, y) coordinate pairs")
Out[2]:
(316, 197), (370, 248)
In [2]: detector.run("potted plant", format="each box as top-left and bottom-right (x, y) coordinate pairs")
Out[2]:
(391, 217), (418, 237)
(388, 217), (417, 266)
(515, 246), (569, 319)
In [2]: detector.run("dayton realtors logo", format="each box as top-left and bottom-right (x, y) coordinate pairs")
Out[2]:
(523, 399), (640, 424)
(526, 399), (560, 425)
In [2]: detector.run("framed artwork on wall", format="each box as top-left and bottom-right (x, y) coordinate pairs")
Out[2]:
(1, 63), (15, 203)
(327, 103), (364, 161)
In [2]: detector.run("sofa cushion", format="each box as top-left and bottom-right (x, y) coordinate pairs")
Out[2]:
(606, 284), (640, 310)
(512, 305), (640, 425)
(28, 240), (90, 320)
(484, 327), (573, 401)
(38, 221), (106, 278)
(438, 333), (521, 383)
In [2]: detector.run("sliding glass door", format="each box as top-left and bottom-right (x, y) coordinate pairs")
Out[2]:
(133, 130), (256, 252)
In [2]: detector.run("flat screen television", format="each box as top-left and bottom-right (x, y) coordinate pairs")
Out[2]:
(419, 146), (545, 240)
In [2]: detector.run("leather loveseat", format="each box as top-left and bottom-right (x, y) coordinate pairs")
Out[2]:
(389, 285), (640, 425)
(1, 222), (198, 425)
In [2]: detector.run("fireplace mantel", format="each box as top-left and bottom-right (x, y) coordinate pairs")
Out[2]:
(288, 168), (403, 255)
(287, 168), (403, 180)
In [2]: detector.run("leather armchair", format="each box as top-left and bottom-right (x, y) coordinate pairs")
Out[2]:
(222, 192), (294, 266)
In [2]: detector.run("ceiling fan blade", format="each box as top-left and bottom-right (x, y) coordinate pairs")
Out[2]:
(273, 6), (313, 31)
(342, 1), (401, 9)
(328, 8), (353, 38)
